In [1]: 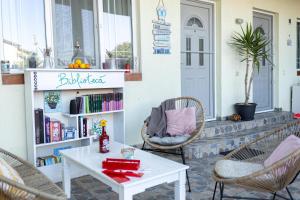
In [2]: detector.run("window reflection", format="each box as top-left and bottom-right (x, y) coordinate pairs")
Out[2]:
(0, 0), (46, 71)
(102, 0), (133, 70)
(53, 0), (97, 67)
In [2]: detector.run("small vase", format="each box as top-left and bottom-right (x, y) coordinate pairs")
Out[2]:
(43, 56), (54, 69)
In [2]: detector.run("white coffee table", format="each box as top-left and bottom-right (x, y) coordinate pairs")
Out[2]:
(60, 141), (188, 200)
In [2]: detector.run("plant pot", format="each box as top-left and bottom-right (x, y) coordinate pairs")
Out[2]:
(234, 103), (257, 121)
(48, 102), (57, 109)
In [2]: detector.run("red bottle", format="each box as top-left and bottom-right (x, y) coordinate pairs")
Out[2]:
(99, 120), (109, 153)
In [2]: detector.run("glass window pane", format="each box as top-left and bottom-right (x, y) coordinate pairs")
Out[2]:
(199, 39), (204, 51)
(0, 0), (46, 70)
(297, 22), (300, 69)
(186, 37), (191, 51)
(186, 52), (191, 66)
(53, 0), (97, 67)
(262, 46), (266, 66)
(199, 53), (204, 66)
(187, 17), (203, 28)
(102, 0), (133, 70)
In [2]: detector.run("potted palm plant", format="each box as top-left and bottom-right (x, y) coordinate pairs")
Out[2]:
(230, 23), (271, 121)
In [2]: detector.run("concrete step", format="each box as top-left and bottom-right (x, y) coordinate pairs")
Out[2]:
(186, 111), (295, 159)
(203, 111), (293, 139)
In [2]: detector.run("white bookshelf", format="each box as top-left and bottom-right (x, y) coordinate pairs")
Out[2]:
(62, 109), (124, 118)
(24, 69), (125, 182)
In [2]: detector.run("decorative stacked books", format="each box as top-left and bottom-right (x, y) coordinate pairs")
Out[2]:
(75, 92), (123, 114)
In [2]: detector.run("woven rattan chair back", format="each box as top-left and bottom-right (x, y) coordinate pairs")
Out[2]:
(141, 96), (205, 150)
(213, 120), (300, 193)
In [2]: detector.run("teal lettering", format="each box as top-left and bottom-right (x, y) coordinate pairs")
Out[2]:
(56, 73), (107, 89)
(56, 73), (69, 89)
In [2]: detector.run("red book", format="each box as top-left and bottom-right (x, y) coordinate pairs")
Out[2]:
(50, 121), (61, 142)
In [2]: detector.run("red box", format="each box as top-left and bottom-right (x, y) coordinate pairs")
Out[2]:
(102, 158), (140, 170)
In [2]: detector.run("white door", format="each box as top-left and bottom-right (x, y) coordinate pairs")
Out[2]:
(253, 12), (273, 112)
(181, 1), (214, 119)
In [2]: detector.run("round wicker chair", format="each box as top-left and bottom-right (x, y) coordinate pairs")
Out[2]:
(212, 120), (300, 200)
(0, 148), (66, 200)
(141, 97), (205, 192)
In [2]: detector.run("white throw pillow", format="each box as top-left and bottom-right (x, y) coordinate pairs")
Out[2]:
(215, 160), (264, 178)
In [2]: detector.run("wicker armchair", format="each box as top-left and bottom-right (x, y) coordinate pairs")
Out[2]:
(141, 97), (205, 192)
(212, 120), (300, 200)
(0, 148), (66, 200)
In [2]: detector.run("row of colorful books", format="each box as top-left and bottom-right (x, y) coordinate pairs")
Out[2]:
(37, 155), (60, 167)
(35, 109), (78, 144)
(75, 92), (123, 114)
(37, 146), (71, 167)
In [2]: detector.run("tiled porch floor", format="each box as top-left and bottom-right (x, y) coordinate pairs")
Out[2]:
(57, 153), (300, 200)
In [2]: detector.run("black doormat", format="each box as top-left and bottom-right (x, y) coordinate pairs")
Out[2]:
(219, 148), (264, 160)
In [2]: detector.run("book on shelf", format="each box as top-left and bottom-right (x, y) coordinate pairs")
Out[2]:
(42, 117), (76, 144)
(83, 118), (88, 137)
(53, 146), (72, 162)
(73, 92), (123, 115)
(63, 127), (76, 140)
(37, 155), (59, 167)
(78, 117), (90, 138)
(50, 121), (62, 142)
(34, 108), (44, 144)
(37, 146), (72, 167)
(45, 116), (51, 143)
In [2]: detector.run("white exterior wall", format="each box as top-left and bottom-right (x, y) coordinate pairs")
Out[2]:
(124, 0), (181, 144)
(0, 0), (300, 158)
(218, 0), (300, 117)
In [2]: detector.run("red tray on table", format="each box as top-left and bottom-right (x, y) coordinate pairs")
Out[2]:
(102, 158), (140, 170)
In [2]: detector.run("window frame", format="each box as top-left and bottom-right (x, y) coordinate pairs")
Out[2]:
(45, 0), (139, 72)
(0, 0), (141, 84)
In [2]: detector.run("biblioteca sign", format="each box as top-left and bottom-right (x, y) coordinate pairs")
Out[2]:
(32, 70), (124, 91)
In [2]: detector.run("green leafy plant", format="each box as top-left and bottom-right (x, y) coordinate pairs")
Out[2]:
(230, 23), (272, 104)
(45, 92), (60, 104)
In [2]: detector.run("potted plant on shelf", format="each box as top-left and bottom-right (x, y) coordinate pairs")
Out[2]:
(45, 92), (61, 109)
(230, 23), (272, 121)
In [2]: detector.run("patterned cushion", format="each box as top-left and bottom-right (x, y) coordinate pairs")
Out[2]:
(165, 107), (196, 136)
(0, 157), (27, 197)
(0, 157), (24, 184)
(149, 135), (190, 145)
(215, 160), (264, 178)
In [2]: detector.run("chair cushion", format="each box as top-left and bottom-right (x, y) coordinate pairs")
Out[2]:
(165, 107), (196, 136)
(264, 135), (300, 167)
(148, 135), (190, 145)
(215, 160), (264, 178)
(0, 157), (27, 197)
(0, 157), (24, 184)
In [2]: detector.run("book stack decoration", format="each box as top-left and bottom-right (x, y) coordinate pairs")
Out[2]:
(34, 109), (78, 144)
(37, 146), (71, 167)
(70, 92), (123, 115)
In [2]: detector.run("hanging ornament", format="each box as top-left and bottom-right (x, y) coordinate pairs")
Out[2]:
(156, 0), (167, 21)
